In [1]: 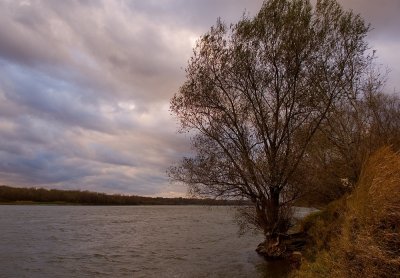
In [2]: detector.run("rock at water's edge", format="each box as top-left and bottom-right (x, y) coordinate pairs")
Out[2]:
(256, 233), (308, 260)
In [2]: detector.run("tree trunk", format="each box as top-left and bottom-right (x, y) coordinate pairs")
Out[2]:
(268, 189), (281, 236)
(255, 189), (289, 259)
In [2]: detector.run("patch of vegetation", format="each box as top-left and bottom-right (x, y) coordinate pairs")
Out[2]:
(0, 185), (248, 206)
(292, 147), (400, 277)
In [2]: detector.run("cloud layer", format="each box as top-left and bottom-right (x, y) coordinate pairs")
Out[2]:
(0, 0), (398, 196)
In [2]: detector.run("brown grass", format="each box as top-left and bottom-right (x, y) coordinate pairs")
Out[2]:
(293, 146), (400, 278)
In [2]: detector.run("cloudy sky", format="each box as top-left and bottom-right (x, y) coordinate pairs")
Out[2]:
(0, 0), (399, 196)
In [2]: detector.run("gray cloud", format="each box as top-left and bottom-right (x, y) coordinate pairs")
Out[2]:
(0, 0), (398, 196)
(337, 0), (400, 92)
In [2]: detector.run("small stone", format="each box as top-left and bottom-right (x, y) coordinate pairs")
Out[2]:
(290, 251), (302, 269)
(291, 251), (302, 261)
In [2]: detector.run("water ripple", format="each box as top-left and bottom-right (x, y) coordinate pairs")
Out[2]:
(0, 206), (294, 277)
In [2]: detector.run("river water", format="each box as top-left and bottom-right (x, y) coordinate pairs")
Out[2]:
(0, 206), (311, 278)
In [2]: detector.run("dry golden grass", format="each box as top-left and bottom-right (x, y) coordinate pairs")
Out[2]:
(293, 147), (400, 278)
(339, 147), (400, 277)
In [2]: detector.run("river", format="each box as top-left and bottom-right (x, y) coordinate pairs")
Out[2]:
(0, 205), (311, 277)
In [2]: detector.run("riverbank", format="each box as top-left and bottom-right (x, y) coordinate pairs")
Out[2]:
(291, 147), (400, 277)
(0, 201), (76, 205)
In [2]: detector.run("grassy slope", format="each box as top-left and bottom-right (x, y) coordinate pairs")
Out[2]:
(293, 147), (400, 277)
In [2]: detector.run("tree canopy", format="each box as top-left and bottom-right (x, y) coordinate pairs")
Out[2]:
(170, 0), (373, 245)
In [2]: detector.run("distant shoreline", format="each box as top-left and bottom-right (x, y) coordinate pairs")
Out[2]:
(0, 201), (241, 206)
(0, 185), (249, 206)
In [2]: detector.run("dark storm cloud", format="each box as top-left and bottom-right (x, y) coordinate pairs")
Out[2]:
(337, 0), (400, 91)
(0, 61), (110, 132)
(0, 148), (93, 185)
(0, 0), (398, 196)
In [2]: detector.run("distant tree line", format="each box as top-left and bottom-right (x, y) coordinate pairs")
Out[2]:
(0, 185), (247, 206)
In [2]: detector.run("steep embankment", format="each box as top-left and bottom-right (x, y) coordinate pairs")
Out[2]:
(293, 147), (400, 277)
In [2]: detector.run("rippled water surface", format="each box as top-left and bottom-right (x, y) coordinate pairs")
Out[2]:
(0, 205), (295, 278)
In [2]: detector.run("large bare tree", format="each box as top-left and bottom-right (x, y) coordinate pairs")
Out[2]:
(169, 0), (371, 256)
